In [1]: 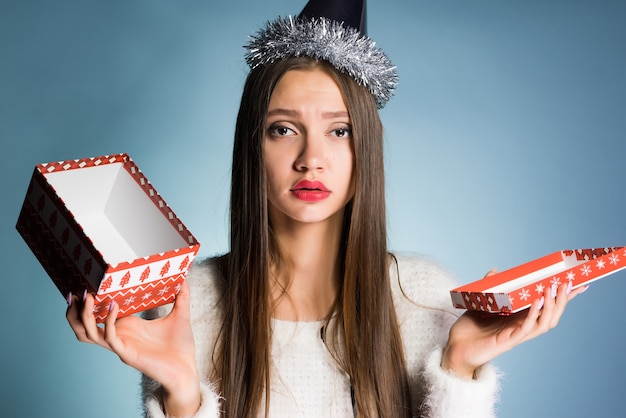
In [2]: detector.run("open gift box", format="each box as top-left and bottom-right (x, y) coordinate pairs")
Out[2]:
(16, 153), (200, 322)
(451, 247), (626, 314)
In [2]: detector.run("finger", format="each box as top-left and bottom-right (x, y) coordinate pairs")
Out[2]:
(518, 284), (556, 342)
(483, 268), (498, 278)
(66, 293), (91, 343)
(536, 283), (558, 329)
(567, 284), (589, 301)
(103, 300), (124, 354)
(81, 292), (107, 347)
(515, 294), (544, 342)
(548, 283), (588, 328)
(65, 292), (79, 323)
(548, 281), (573, 328)
(169, 280), (191, 320)
(534, 281), (570, 333)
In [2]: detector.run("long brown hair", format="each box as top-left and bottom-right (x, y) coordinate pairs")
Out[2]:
(214, 57), (411, 417)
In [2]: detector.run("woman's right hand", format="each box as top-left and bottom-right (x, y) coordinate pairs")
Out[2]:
(66, 280), (201, 417)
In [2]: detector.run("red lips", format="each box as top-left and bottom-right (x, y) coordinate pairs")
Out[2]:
(290, 180), (330, 201)
(291, 180), (329, 192)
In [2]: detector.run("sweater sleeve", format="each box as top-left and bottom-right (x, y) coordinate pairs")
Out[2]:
(140, 258), (224, 418)
(421, 347), (500, 418)
(143, 379), (221, 418)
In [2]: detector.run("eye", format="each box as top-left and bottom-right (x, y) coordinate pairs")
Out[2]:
(268, 125), (296, 137)
(331, 127), (352, 138)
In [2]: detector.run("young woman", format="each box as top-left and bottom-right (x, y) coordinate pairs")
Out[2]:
(66, 2), (584, 417)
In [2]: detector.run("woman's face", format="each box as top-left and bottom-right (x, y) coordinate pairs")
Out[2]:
(264, 67), (355, 227)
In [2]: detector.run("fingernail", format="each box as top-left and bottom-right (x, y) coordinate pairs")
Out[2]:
(537, 296), (545, 310)
(551, 284), (557, 299)
(579, 285), (590, 294)
(108, 300), (115, 311)
(66, 292), (73, 306)
(566, 281), (573, 295)
(82, 289), (88, 303)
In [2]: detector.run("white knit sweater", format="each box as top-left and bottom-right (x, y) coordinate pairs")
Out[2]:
(142, 254), (500, 417)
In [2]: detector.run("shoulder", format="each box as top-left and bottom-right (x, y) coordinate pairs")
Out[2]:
(389, 252), (460, 312)
(185, 256), (224, 312)
(389, 253), (465, 384)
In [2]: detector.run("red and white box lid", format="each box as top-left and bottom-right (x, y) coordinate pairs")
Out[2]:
(16, 153), (201, 322)
(451, 247), (626, 314)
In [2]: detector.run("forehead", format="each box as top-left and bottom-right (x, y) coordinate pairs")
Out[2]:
(269, 67), (347, 110)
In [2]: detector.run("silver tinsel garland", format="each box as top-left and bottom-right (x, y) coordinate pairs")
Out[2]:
(244, 16), (398, 109)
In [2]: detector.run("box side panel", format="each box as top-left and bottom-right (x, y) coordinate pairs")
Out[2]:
(92, 273), (187, 323)
(484, 260), (567, 293)
(26, 168), (108, 288)
(564, 247), (624, 261)
(450, 290), (511, 313)
(104, 166), (188, 259)
(16, 198), (99, 299)
(38, 153), (128, 174)
(121, 158), (199, 247)
(453, 251), (564, 293)
(45, 162), (122, 216)
(100, 246), (199, 294)
(508, 248), (626, 312)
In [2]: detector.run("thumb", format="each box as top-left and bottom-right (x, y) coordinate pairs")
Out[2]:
(169, 279), (191, 320)
(484, 267), (498, 278)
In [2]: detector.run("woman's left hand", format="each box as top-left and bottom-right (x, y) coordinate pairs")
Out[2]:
(442, 275), (587, 379)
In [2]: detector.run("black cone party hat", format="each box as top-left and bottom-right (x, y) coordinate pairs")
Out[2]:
(299, 0), (367, 34)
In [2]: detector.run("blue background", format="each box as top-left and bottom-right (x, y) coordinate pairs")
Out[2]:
(2, 0), (625, 417)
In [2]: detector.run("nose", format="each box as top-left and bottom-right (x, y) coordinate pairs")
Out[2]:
(294, 135), (326, 172)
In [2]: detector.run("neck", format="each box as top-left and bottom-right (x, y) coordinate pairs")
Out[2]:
(270, 213), (344, 321)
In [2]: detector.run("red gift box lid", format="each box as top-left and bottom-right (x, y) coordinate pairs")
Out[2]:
(451, 247), (626, 314)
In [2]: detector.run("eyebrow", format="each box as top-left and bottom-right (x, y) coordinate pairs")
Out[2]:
(266, 108), (350, 119)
